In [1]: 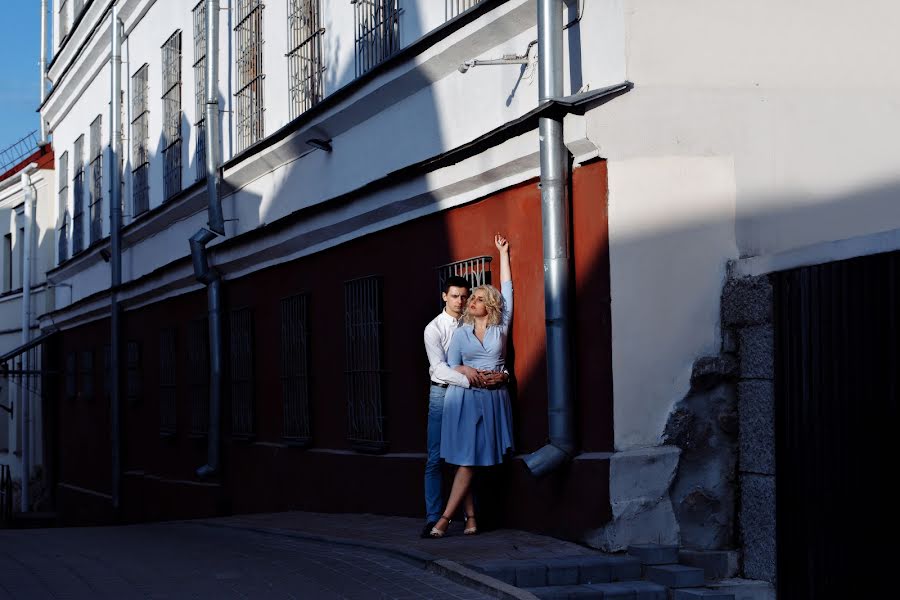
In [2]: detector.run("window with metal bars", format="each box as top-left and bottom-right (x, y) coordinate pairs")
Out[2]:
(192, 1), (207, 182)
(188, 317), (210, 435)
(80, 349), (94, 402)
(57, 151), (69, 263)
(59, 0), (70, 41)
(280, 294), (311, 444)
(234, 0), (265, 152)
(131, 65), (150, 216)
(229, 308), (255, 438)
(287, 0), (325, 119)
(89, 115), (102, 244)
(344, 275), (386, 452)
(436, 255), (492, 310)
(72, 135), (84, 254)
(162, 31), (183, 200)
(159, 328), (177, 435)
(352, 0), (400, 76)
(65, 352), (76, 401)
(126, 341), (142, 405)
(446, 0), (483, 20)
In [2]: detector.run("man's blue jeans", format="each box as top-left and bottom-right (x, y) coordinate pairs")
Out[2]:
(424, 385), (446, 523)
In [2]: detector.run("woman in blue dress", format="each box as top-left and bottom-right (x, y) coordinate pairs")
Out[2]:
(431, 234), (513, 538)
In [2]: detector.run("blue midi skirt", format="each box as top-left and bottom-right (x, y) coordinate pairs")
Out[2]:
(439, 386), (514, 466)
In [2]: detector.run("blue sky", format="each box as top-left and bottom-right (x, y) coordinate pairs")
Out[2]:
(0, 3), (44, 152)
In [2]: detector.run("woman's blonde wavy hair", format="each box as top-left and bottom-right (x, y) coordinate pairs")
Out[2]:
(463, 285), (505, 327)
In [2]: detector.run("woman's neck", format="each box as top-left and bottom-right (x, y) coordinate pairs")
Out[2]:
(474, 317), (489, 329)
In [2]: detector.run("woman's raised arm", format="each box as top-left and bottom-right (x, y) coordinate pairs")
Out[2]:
(495, 234), (510, 283)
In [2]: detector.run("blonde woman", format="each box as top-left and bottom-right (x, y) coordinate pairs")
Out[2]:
(431, 234), (513, 538)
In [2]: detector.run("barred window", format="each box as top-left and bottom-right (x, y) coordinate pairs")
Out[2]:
(72, 135), (85, 254)
(353, 0), (400, 76)
(287, 0), (324, 119)
(192, 1), (207, 182)
(234, 0), (265, 152)
(446, 0), (483, 20)
(89, 115), (103, 244)
(230, 308), (255, 438)
(131, 65), (150, 216)
(57, 151), (69, 263)
(188, 317), (210, 435)
(65, 352), (76, 401)
(126, 341), (142, 405)
(436, 255), (492, 310)
(159, 328), (177, 435)
(59, 0), (70, 41)
(80, 349), (94, 402)
(280, 294), (311, 444)
(162, 31), (183, 200)
(344, 276), (386, 452)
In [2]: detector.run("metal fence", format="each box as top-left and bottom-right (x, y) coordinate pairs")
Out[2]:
(229, 308), (255, 438)
(192, 1), (207, 182)
(287, 0), (325, 119)
(0, 130), (39, 174)
(234, 0), (265, 152)
(188, 317), (210, 435)
(280, 294), (311, 444)
(436, 255), (492, 309)
(353, 0), (400, 77)
(162, 31), (183, 200)
(88, 115), (103, 244)
(159, 328), (177, 435)
(446, 0), (483, 20)
(131, 65), (150, 216)
(344, 275), (386, 452)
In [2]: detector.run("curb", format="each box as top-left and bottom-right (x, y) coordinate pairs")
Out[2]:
(195, 520), (536, 600)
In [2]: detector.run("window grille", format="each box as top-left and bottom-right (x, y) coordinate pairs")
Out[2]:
(188, 317), (210, 435)
(59, 0), (70, 41)
(131, 65), (150, 216)
(280, 294), (311, 444)
(344, 275), (386, 452)
(353, 0), (400, 77)
(57, 151), (69, 263)
(89, 115), (103, 244)
(287, 0), (325, 119)
(80, 349), (94, 402)
(446, 0), (483, 20)
(126, 341), (142, 404)
(234, 0), (265, 152)
(436, 255), (492, 310)
(65, 352), (76, 401)
(72, 135), (84, 254)
(230, 308), (255, 438)
(162, 31), (183, 200)
(192, 1), (207, 182)
(159, 328), (177, 435)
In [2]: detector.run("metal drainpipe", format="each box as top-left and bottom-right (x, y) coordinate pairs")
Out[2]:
(109, 6), (123, 510)
(39, 0), (48, 144)
(195, 0), (224, 478)
(20, 163), (38, 512)
(523, 0), (576, 477)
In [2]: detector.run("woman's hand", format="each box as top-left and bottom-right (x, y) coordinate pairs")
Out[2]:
(455, 365), (485, 387)
(494, 233), (509, 254)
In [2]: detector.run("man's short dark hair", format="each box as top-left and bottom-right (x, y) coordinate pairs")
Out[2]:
(443, 276), (471, 294)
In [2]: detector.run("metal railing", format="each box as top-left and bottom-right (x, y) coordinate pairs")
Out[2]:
(0, 130), (40, 174)
(344, 275), (386, 452)
(131, 64), (150, 216)
(72, 135), (85, 254)
(353, 0), (400, 77)
(280, 294), (311, 444)
(192, 1), (207, 182)
(446, 0), (483, 20)
(162, 31), (183, 200)
(229, 308), (255, 438)
(234, 0), (265, 152)
(436, 255), (492, 309)
(287, 0), (325, 119)
(88, 115), (103, 244)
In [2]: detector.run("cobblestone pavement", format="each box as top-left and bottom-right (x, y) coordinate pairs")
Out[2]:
(0, 521), (494, 599)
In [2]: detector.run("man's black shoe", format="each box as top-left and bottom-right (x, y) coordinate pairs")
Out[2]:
(420, 521), (437, 538)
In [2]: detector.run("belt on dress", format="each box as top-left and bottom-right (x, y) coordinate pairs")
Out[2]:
(430, 382), (449, 388)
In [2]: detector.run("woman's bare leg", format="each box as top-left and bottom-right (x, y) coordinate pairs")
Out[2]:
(463, 492), (477, 533)
(433, 466), (473, 534)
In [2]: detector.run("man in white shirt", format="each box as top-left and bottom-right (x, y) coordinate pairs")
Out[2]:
(421, 275), (475, 537)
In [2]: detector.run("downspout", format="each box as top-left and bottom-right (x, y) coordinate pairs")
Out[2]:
(523, 0), (576, 476)
(195, 0), (224, 478)
(20, 163), (38, 512)
(39, 0), (48, 143)
(109, 5), (123, 510)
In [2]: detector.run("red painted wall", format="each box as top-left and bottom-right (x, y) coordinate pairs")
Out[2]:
(49, 160), (613, 534)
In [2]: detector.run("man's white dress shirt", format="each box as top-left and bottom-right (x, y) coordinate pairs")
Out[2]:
(424, 310), (470, 388)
